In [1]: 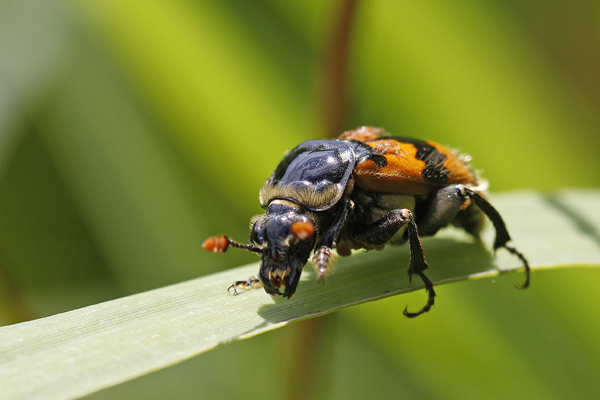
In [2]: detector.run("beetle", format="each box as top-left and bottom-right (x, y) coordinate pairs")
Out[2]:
(203, 126), (530, 317)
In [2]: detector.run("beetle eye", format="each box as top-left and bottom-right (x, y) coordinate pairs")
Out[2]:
(250, 220), (264, 244)
(291, 221), (315, 240)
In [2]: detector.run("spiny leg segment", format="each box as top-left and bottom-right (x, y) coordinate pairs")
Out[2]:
(351, 208), (435, 318)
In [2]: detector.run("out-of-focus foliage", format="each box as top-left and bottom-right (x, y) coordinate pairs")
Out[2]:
(0, 0), (599, 399)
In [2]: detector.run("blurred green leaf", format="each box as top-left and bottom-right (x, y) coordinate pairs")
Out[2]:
(1, 190), (599, 400)
(349, 0), (600, 190)
(69, 0), (320, 215)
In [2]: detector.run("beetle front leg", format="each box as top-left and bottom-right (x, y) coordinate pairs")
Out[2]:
(351, 209), (435, 318)
(228, 275), (263, 294)
(312, 199), (354, 280)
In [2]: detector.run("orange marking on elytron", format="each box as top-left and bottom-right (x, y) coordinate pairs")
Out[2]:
(426, 140), (478, 186)
(352, 139), (477, 195)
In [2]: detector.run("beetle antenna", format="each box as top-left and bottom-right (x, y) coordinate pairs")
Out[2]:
(203, 236), (262, 253)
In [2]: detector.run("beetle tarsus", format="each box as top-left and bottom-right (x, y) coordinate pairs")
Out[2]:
(403, 271), (436, 318)
(312, 246), (337, 280)
(228, 275), (262, 294)
(504, 244), (531, 289)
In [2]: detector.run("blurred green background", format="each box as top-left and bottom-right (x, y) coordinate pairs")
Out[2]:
(1, 0), (600, 399)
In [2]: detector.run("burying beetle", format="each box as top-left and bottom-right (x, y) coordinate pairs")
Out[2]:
(203, 126), (529, 317)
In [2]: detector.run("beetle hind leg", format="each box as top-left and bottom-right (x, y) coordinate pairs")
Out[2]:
(419, 185), (531, 289)
(462, 188), (531, 289)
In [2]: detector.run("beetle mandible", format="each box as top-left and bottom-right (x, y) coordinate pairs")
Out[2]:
(203, 126), (530, 317)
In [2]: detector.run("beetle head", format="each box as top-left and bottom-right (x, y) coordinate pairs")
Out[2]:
(251, 200), (317, 298)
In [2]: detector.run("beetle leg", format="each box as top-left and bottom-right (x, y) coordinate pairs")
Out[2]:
(228, 275), (263, 294)
(416, 186), (472, 236)
(351, 209), (435, 317)
(419, 185), (530, 289)
(312, 199), (354, 280)
(463, 188), (531, 289)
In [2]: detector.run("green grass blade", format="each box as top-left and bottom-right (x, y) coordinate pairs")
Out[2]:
(1, 190), (599, 400)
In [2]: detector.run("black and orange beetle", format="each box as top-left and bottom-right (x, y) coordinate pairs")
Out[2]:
(203, 126), (530, 317)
